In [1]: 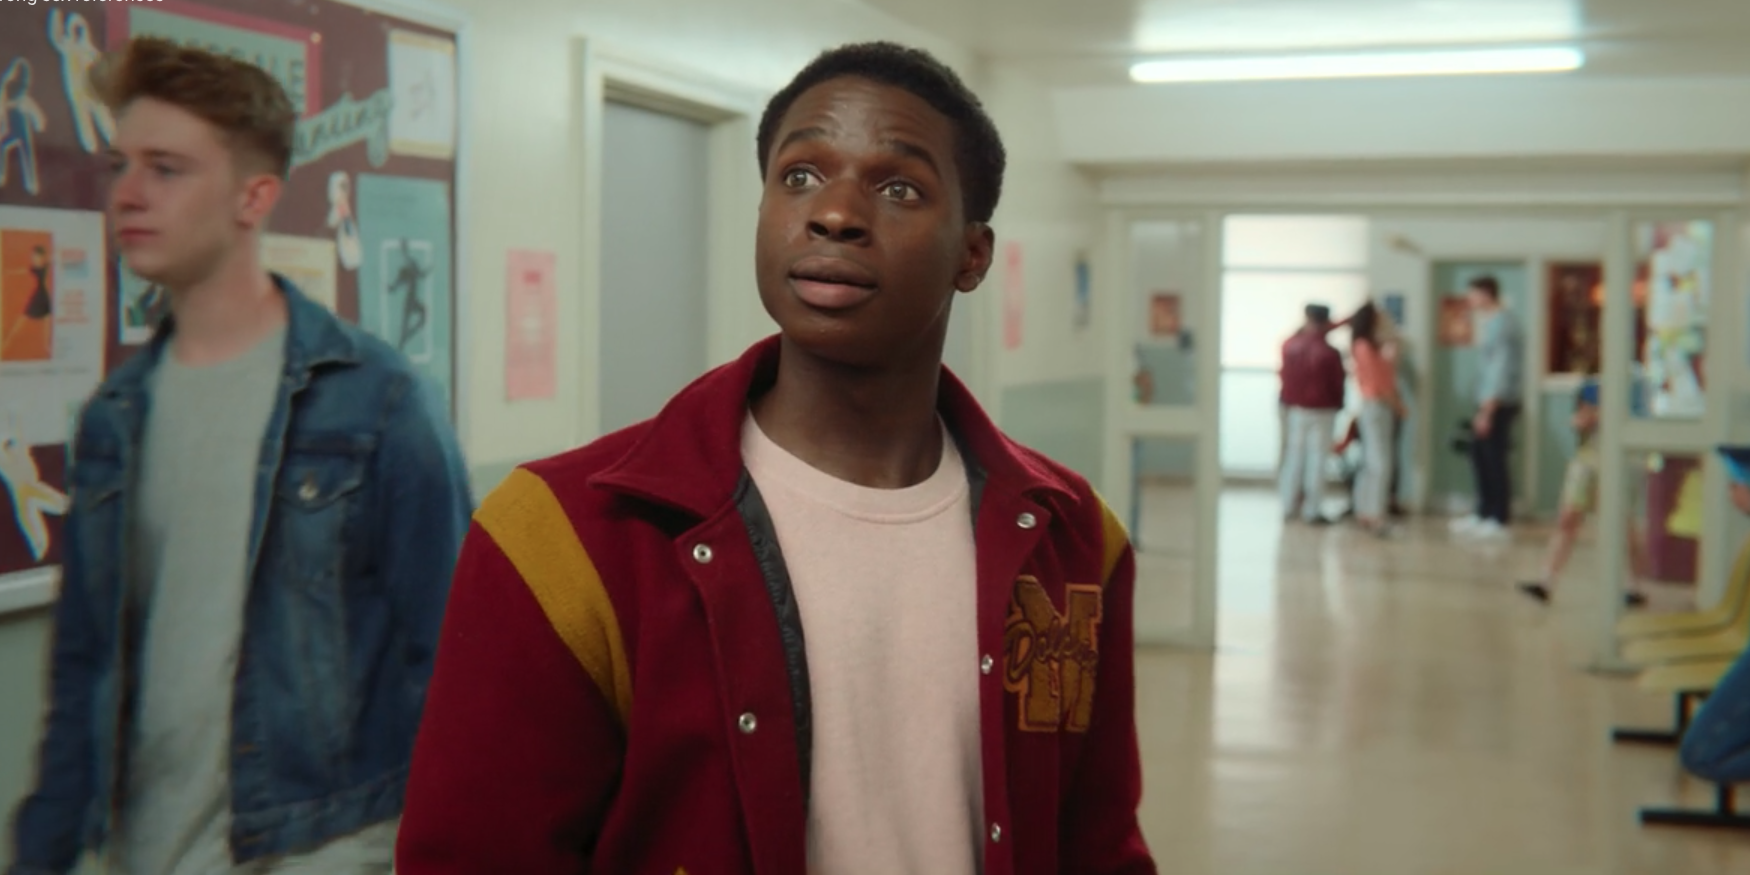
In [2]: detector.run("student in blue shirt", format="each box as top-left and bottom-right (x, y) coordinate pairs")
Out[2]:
(1452, 276), (1525, 542)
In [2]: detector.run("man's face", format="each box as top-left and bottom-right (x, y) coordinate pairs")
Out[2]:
(106, 97), (275, 289)
(1732, 482), (1750, 516)
(755, 76), (993, 368)
(1468, 287), (1495, 311)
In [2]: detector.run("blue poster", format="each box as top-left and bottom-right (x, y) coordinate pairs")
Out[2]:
(356, 174), (452, 407)
(1381, 292), (1406, 328)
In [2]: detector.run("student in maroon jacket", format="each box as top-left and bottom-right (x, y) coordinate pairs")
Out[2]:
(1278, 304), (1348, 524)
(395, 42), (1155, 875)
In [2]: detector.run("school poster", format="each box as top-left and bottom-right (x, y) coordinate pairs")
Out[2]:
(387, 28), (457, 160)
(505, 248), (556, 401)
(262, 233), (339, 311)
(0, 205), (103, 579)
(355, 173), (453, 402)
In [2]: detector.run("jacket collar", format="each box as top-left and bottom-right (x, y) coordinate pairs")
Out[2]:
(98, 272), (360, 401)
(590, 334), (1080, 519)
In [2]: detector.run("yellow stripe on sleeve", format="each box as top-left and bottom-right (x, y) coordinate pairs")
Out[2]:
(473, 468), (633, 726)
(1095, 492), (1130, 585)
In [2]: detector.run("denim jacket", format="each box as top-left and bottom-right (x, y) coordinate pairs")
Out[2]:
(8, 276), (473, 874)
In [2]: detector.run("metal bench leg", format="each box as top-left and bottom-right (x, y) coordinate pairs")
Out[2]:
(1613, 692), (1694, 746)
(1641, 785), (1750, 830)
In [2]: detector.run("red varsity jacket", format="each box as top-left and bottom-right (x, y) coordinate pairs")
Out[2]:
(1279, 329), (1347, 411)
(395, 335), (1155, 874)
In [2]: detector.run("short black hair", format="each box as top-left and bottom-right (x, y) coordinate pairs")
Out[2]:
(756, 42), (1006, 224)
(1469, 275), (1501, 299)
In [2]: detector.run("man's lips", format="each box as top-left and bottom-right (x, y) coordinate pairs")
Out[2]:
(117, 229), (156, 243)
(789, 256), (876, 288)
(788, 256), (877, 310)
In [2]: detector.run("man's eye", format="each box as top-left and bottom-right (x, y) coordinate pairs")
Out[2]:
(883, 182), (919, 201)
(783, 169), (814, 188)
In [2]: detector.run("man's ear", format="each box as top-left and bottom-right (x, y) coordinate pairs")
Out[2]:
(955, 222), (995, 293)
(237, 172), (283, 231)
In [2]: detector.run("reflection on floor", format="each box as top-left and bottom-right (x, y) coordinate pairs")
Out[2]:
(1132, 484), (1750, 875)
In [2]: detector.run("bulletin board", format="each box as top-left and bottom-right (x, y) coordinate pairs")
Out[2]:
(0, 0), (462, 600)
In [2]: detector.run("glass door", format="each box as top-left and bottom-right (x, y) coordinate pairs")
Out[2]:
(1103, 211), (1222, 648)
(1592, 210), (1740, 668)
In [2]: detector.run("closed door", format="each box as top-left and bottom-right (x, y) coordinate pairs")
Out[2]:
(600, 100), (710, 434)
(1428, 261), (1529, 512)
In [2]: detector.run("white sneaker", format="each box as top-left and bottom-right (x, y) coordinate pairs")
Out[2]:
(1449, 514), (1483, 534)
(1466, 520), (1510, 542)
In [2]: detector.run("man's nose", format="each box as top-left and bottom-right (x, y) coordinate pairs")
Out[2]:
(806, 181), (871, 244)
(109, 167), (146, 213)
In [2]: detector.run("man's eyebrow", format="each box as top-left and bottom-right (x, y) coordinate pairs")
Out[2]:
(774, 127), (943, 176)
(108, 148), (192, 163)
(776, 126), (828, 155)
(880, 137), (941, 176)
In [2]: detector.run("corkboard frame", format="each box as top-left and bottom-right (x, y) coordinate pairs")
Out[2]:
(0, 0), (475, 616)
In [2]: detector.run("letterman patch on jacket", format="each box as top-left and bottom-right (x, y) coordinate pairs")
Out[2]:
(1003, 575), (1102, 732)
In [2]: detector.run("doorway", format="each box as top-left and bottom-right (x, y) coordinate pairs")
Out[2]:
(599, 99), (711, 433)
(1427, 260), (1528, 514)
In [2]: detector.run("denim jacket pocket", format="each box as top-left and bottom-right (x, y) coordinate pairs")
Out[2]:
(266, 434), (373, 780)
(272, 435), (373, 579)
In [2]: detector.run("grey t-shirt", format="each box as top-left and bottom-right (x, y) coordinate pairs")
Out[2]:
(113, 326), (397, 875)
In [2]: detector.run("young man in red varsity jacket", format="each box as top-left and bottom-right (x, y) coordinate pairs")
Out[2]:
(395, 42), (1156, 875)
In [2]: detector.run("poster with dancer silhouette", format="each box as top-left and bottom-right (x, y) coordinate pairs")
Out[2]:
(0, 208), (105, 422)
(356, 173), (451, 401)
(0, 206), (102, 580)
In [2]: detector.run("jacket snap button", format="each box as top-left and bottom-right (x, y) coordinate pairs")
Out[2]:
(738, 712), (758, 734)
(990, 823), (1003, 843)
(1016, 512), (1037, 529)
(981, 655), (994, 675)
(693, 544), (714, 564)
(298, 476), (318, 501)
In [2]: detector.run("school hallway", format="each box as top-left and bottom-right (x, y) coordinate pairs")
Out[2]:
(1130, 484), (1750, 875)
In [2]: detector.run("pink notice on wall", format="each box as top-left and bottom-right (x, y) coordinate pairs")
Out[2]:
(1003, 241), (1024, 350)
(505, 249), (557, 401)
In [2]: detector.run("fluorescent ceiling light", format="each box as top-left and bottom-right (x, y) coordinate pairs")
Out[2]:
(1134, 0), (1579, 54)
(1130, 46), (1584, 84)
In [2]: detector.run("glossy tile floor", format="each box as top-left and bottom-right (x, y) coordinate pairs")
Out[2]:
(1131, 485), (1750, 875)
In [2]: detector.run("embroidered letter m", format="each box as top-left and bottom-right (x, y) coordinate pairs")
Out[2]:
(1003, 576), (1103, 733)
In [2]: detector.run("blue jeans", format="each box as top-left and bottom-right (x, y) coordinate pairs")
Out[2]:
(1280, 407), (1336, 520)
(1680, 648), (1750, 784)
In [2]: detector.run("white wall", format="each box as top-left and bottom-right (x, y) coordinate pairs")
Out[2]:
(979, 62), (1105, 392)
(446, 0), (971, 471)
